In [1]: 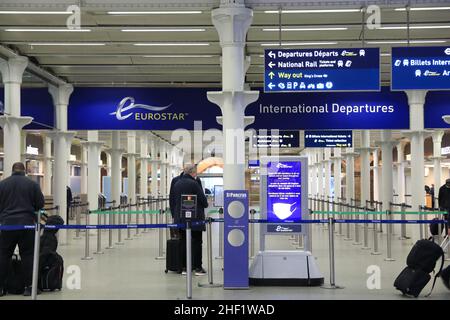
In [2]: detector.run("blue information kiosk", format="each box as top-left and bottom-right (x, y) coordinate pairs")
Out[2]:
(249, 156), (323, 286)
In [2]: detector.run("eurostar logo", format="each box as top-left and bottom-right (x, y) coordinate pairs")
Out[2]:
(276, 163), (293, 169)
(275, 225), (293, 232)
(109, 97), (172, 120)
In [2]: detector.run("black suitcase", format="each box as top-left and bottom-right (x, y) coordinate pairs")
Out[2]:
(394, 236), (449, 297)
(165, 239), (183, 274)
(39, 251), (64, 291)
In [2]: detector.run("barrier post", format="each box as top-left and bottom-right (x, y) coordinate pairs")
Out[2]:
(419, 206), (424, 240)
(155, 204), (165, 260)
(81, 207), (93, 260)
(378, 202), (383, 233)
(186, 220), (193, 300)
(321, 217), (344, 290)
(116, 204), (124, 245)
(74, 203), (82, 239)
(399, 203), (409, 240)
(216, 207), (224, 260)
(353, 201), (361, 245)
(106, 204), (114, 250)
(362, 207), (370, 250)
(142, 198), (148, 233)
(135, 198), (140, 237)
(94, 204), (104, 255)
(31, 210), (42, 300)
(337, 202), (343, 236)
(384, 210), (395, 261)
(166, 206), (170, 245)
(371, 214), (381, 255)
(198, 217), (222, 288)
(344, 201), (352, 241)
(125, 202), (133, 240)
(249, 209), (255, 258)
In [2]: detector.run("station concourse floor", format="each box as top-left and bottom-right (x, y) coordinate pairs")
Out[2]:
(2, 218), (449, 300)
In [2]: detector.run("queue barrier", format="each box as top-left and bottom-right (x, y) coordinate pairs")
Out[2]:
(6, 213), (447, 301)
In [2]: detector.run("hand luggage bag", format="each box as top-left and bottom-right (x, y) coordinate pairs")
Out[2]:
(5, 254), (25, 294)
(165, 239), (183, 274)
(394, 236), (449, 297)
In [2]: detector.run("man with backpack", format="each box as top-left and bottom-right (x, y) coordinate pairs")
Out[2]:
(438, 179), (450, 235)
(0, 162), (45, 296)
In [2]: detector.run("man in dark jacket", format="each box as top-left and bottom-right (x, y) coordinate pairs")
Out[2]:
(0, 162), (45, 296)
(438, 179), (450, 235)
(169, 172), (183, 220)
(172, 164), (208, 275)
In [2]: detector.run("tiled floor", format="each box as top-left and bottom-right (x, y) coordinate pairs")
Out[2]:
(2, 217), (449, 300)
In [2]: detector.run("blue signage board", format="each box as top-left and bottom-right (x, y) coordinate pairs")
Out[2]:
(248, 159), (260, 168)
(391, 46), (450, 90)
(68, 87), (221, 131)
(252, 130), (299, 148)
(304, 130), (352, 148)
(424, 91), (450, 128)
(266, 161), (301, 223)
(249, 87), (409, 129)
(224, 190), (249, 289)
(0, 88), (55, 130)
(264, 48), (380, 92)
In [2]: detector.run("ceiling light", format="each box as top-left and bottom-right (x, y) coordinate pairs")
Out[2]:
(108, 11), (202, 15)
(376, 25), (450, 30)
(134, 43), (210, 46)
(264, 9), (361, 13)
(5, 28), (91, 32)
(395, 7), (450, 11)
(263, 27), (348, 31)
(121, 28), (205, 32)
(142, 55), (214, 58)
(366, 40), (446, 44)
(380, 53), (391, 56)
(0, 11), (71, 14)
(261, 41), (338, 46)
(29, 42), (106, 46)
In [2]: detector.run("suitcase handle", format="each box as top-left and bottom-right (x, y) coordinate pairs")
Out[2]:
(441, 235), (449, 251)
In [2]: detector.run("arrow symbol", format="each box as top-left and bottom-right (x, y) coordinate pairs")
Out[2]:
(268, 51), (276, 59)
(268, 82), (275, 89)
(268, 71), (275, 79)
(268, 61), (275, 68)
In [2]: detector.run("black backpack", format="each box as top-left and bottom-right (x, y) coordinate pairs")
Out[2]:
(5, 254), (25, 294)
(38, 251), (64, 291)
(394, 237), (446, 297)
(429, 218), (446, 236)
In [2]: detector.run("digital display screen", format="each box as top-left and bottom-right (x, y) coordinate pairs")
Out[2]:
(266, 161), (301, 223)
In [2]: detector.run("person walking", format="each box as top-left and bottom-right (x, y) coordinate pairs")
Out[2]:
(172, 164), (208, 275)
(0, 162), (45, 296)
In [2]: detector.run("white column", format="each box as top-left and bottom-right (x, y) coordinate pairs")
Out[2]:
(80, 144), (88, 194)
(324, 148), (331, 200)
(407, 91), (428, 213)
(207, 3), (259, 191)
(380, 130), (395, 211)
(0, 57), (32, 177)
(139, 133), (149, 198)
(43, 135), (52, 196)
(106, 153), (112, 176)
(344, 147), (357, 204)
(308, 151), (317, 197)
(432, 131), (445, 198)
(48, 84), (74, 223)
(372, 149), (380, 202)
(396, 141), (407, 204)
(332, 148), (342, 200)
(109, 131), (124, 206)
(149, 136), (160, 197)
(316, 150), (323, 197)
(359, 131), (371, 208)
(82, 131), (103, 216)
(126, 132), (137, 203)
(159, 142), (167, 198)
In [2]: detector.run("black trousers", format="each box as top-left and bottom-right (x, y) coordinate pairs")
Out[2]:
(0, 230), (35, 288)
(180, 230), (203, 270)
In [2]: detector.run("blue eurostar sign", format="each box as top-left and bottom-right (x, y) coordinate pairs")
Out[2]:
(264, 48), (380, 92)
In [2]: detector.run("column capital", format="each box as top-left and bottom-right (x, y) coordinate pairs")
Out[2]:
(138, 156), (151, 161)
(406, 90), (428, 105)
(429, 156), (446, 161)
(0, 57), (28, 84)
(124, 152), (139, 157)
(216, 115), (255, 127)
(207, 90), (259, 114)
(432, 130), (445, 142)
(0, 115), (32, 129)
(330, 156), (342, 161)
(354, 147), (377, 153)
(46, 130), (76, 141)
(48, 84), (74, 107)
(106, 148), (126, 156)
(374, 140), (397, 147)
(80, 141), (104, 149)
(341, 151), (359, 157)
(211, 5), (253, 47)
(400, 130), (433, 137)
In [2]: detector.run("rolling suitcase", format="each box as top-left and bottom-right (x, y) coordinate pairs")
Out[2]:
(394, 236), (449, 297)
(165, 239), (183, 274)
